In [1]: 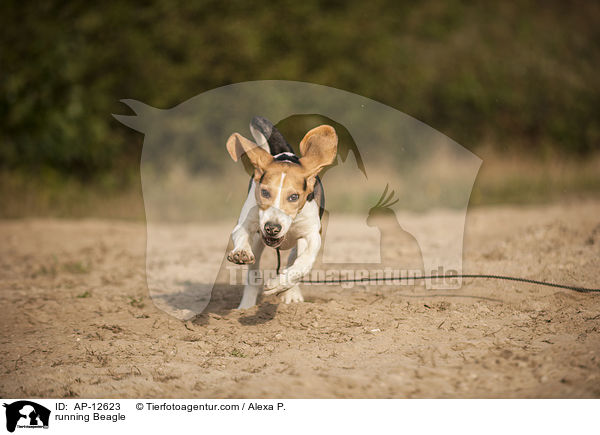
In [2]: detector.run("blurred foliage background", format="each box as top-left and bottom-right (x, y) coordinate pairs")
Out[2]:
(1, 0), (599, 218)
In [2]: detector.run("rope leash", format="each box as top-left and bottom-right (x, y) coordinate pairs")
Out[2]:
(276, 248), (600, 294)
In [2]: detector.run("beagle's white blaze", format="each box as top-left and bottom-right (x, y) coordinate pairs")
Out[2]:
(274, 172), (286, 209)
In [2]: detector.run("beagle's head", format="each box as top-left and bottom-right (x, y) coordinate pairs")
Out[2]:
(227, 125), (338, 247)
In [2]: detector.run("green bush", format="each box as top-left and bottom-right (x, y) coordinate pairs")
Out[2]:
(1, 0), (598, 181)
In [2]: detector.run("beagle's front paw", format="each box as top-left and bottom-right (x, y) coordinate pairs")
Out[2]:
(263, 274), (293, 295)
(227, 248), (255, 264)
(280, 285), (304, 304)
(263, 270), (304, 295)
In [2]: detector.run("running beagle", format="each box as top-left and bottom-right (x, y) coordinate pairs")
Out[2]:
(226, 117), (337, 309)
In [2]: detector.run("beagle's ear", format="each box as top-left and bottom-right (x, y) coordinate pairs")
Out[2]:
(299, 125), (338, 179)
(226, 133), (273, 178)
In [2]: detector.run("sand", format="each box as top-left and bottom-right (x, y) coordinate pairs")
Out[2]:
(1, 199), (599, 398)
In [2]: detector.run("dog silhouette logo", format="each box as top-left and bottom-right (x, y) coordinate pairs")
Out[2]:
(3, 401), (50, 432)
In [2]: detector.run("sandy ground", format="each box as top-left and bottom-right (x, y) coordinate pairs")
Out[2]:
(1, 199), (600, 398)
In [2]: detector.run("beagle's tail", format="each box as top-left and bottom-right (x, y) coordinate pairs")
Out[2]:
(250, 116), (295, 156)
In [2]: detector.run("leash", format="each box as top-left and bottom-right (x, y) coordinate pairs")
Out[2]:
(276, 248), (281, 274)
(274, 249), (599, 294)
(301, 274), (600, 294)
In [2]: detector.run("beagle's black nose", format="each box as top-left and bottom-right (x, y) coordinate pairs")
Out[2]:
(264, 222), (282, 237)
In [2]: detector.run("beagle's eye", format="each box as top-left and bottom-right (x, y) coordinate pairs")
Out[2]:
(261, 189), (271, 198)
(288, 193), (299, 202)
